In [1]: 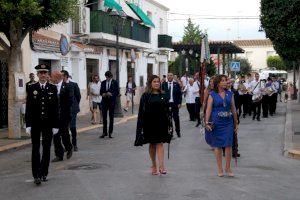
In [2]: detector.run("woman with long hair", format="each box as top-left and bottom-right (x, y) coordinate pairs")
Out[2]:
(205, 75), (238, 177)
(135, 75), (171, 175)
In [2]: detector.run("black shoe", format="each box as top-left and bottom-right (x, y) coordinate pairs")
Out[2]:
(66, 149), (73, 159)
(74, 146), (78, 152)
(177, 132), (181, 138)
(108, 134), (113, 138)
(41, 176), (48, 182)
(232, 153), (241, 158)
(51, 157), (63, 162)
(257, 118), (261, 121)
(195, 123), (200, 127)
(100, 133), (107, 138)
(243, 114), (246, 118)
(34, 178), (41, 185)
(252, 117), (255, 120)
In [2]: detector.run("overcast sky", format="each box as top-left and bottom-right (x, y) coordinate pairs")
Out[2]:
(159, 0), (266, 41)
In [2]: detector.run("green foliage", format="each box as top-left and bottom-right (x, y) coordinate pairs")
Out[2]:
(234, 58), (252, 75)
(205, 58), (216, 77)
(0, 0), (79, 40)
(260, 0), (300, 62)
(182, 18), (202, 44)
(267, 56), (285, 70)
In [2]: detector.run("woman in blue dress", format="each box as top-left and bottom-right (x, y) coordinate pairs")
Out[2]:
(205, 75), (238, 177)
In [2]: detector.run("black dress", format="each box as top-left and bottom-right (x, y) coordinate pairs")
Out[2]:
(136, 93), (170, 144)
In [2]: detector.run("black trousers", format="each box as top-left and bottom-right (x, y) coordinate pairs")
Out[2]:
(269, 93), (277, 115)
(240, 95), (248, 116)
(70, 113), (78, 147)
(252, 100), (262, 119)
(168, 103), (180, 135)
(31, 126), (53, 179)
(186, 103), (196, 121)
(53, 126), (73, 159)
(247, 94), (253, 115)
(102, 100), (115, 135)
(261, 95), (269, 117)
(195, 97), (202, 123)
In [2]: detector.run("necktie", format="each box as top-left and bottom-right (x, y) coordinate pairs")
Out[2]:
(41, 85), (44, 90)
(168, 82), (172, 97)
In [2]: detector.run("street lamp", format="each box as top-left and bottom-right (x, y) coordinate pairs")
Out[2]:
(109, 9), (126, 117)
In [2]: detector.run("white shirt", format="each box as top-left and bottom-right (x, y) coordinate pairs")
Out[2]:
(90, 81), (102, 103)
(180, 76), (189, 87)
(168, 81), (174, 103)
(56, 80), (63, 95)
(39, 82), (46, 89)
(192, 81), (200, 98)
(250, 79), (264, 95)
(273, 81), (279, 93)
(184, 84), (197, 104)
(204, 78), (209, 88)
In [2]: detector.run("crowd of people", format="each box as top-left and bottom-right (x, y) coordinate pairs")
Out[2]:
(25, 64), (288, 185)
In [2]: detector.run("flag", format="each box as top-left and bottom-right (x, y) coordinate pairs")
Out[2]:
(200, 34), (210, 63)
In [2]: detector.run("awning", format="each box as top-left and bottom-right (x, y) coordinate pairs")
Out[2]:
(104, 0), (122, 12)
(126, 2), (155, 28)
(119, 0), (140, 21)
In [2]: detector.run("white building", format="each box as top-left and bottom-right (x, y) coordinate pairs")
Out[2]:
(7, 0), (172, 117)
(232, 39), (277, 71)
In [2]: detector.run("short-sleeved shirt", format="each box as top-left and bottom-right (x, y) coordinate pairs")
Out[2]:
(90, 82), (102, 103)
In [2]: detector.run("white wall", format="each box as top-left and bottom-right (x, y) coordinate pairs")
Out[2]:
(237, 45), (277, 71)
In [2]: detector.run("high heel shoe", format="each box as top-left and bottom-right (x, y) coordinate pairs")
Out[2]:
(151, 167), (158, 175)
(159, 168), (167, 175)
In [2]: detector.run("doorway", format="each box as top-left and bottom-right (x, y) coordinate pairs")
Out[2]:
(86, 58), (99, 86)
(147, 63), (153, 80)
(127, 62), (135, 82)
(109, 60), (117, 79)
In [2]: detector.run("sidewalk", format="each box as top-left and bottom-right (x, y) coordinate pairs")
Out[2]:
(284, 100), (300, 159)
(0, 106), (138, 153)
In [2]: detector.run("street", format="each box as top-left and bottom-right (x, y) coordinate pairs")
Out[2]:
(0, 103), (300, 200)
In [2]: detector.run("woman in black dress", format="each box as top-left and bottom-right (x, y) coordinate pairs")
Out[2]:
(135, 75), (171, 175)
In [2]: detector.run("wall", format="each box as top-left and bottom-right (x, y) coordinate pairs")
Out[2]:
(236, 45), (277, 71)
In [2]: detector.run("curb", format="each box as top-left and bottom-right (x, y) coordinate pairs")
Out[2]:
(0, 115), (137, 154)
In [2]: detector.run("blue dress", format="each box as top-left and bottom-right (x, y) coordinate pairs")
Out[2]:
(208, 90), (234, 148)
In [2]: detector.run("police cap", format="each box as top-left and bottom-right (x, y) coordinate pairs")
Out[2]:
(35, 64), (50, 72)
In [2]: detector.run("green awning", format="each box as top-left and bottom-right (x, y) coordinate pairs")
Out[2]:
(126, 2), (155, 28)
(104, 0), (123, 12)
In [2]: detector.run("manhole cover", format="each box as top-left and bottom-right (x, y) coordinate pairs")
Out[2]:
(65, 163), (111, 170)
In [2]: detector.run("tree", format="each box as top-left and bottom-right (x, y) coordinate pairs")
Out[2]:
(182, 18), (202, 44)
(0, 0), (78, 138)
(234, 58), (252, 75)
(261, 0), (300, 63)
(267, 56), (285, 70)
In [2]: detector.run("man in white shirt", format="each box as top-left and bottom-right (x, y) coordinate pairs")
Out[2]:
(244, 73), (253, 117)
(193, 72), (202, 127)
(250, 73), (264, 121)
(180, 72), (189, 88)
(270, 76), (280, 115)
(90, 75), (102, 124)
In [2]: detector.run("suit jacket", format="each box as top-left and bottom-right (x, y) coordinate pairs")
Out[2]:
(25, 82), (59, 128)
(68, 81), (81, 114)
(58, 82), (74, 127)
(100, 79), (119, 103)
(161, 81), (182, 105)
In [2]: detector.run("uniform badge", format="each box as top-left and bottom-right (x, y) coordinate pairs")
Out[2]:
(33, 90), (38, 95)
(48, 92), (53, 95)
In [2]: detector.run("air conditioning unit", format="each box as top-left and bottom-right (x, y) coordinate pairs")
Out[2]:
(79, 6), (90, 35)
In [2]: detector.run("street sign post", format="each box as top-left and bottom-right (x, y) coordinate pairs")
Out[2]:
(230, 61), (240, 72)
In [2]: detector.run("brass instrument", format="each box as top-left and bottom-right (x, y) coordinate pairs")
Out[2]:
(237, 82), (251, 94)
(265, 87), (275, 96)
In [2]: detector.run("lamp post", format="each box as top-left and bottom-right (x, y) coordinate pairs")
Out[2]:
(109, 9), (126, 117)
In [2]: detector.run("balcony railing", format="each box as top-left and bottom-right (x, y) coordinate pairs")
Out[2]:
(90, 10), (150, 43)
(158, 34), (172, 49)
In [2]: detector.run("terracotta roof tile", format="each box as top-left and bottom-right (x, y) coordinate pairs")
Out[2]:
(232, 39), (273, 47)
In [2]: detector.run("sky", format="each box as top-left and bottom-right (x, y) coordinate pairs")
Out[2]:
(159, 0), (267, 41)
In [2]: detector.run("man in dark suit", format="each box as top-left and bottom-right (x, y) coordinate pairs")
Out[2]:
(25, 64), (59, 185)
(61, 70), (81, 151)
(26, 73), (37, 93)
(100, 71), (119, 138)
(162, 72), (182, 137)
(51, 71), (74, 162)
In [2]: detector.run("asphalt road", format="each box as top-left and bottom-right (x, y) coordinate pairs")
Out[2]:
(0, 103), (300, 200)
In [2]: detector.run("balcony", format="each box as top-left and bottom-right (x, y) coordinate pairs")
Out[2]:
(158, 34), (172, 49)
(90, 10), (150, 44)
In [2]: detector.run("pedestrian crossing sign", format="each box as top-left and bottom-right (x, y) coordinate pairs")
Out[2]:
(230, 61), (240, 72)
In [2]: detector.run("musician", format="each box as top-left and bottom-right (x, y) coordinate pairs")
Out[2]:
(250, 73), (264, 121)
(265, 77), (277, 116)
(271, 76), (280, 114)
(237, 75), (248, 118)
(245, 73), (253, 117)
(261, 79), (269, 118)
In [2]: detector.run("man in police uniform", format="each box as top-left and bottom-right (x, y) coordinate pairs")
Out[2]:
(25, 64), (59, 185)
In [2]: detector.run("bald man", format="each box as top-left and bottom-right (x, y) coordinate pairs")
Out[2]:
(51, 71), (74, 162)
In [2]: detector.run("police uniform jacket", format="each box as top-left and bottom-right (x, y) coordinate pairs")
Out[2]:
(57, 82), (74, 127)
(25, 82), (59, 128)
